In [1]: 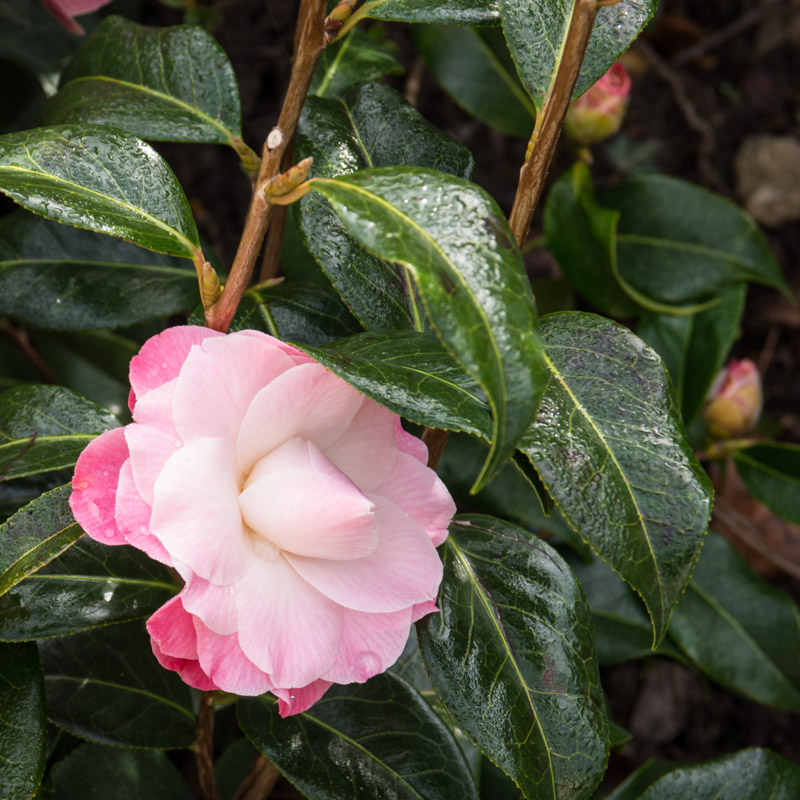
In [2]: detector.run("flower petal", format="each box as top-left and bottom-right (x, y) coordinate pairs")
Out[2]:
(278, 679), (333, 718)
(125, 419), (181, 506)
(150, 438), (248, 584)
(239, 438), (378, 561)
(172, 334), (295, 445)
(322, 607), (413, 684)
(147, 596), (218, 691)
(193, 620), (275, 696)
(394, 418), (428, 464)
(236, 363), (363, 474)
(376, 451), (455, 547)
(234, 554), (343, 688)
(286, 497), (443, 613)
(180, 574), (238, 635)
(129, 326), (221, 412)
(70, 427), (128, 546)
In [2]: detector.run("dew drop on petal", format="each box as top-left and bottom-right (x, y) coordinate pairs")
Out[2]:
(355, 651), (382, 681)
(102, 471), (109, 477)
(161, 362), (168, 369)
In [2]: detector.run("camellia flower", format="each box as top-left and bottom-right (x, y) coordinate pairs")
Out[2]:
(40, 0), (112, 34)
(564, 62), (632, 146)
(703, 358), (763, 439)
(70, 326), (454, 716)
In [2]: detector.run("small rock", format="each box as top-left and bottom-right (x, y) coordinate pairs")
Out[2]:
(735, 134), (800, 228)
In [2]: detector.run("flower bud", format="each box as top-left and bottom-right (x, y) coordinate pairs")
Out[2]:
(703, 359), (762, 439)
(564, 62), (631, 146)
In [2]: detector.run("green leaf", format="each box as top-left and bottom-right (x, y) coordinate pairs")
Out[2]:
(500, 0), (656, 112)
(310, 166), (546, 490)
(567, 555), (685, 666)
(0, 472), (69, 523)
(0, 125), (201, 259)
(49, 743), (191, 800)
(229, 284), (362, 346)
(601, 175), (790, 305)
(734, 443), (800, 526)
(40, 620), (196, 748)
(237, 671), (479, 800)
(636, 748), (800, 799)
(215, 739), (260, 800)
(0, 385), (119, 480)
(310, 29), (403, 98)
(637, 284), (746, 424)
(601, 760), (676, 800)
(40, 16), (253, 161)
(0, 642), (46, 800)
(361, 0), (499, 25)
(518, 313), (713, 646)
(295, 80), (474, 332)
(417, 515), (609, 800)
(544, 163), (637, 318)
(0, 485), (82, 598)
(412, 25), (537, 138)
(0, 211), (199, 329)
(0, 538), (177, 641)
(669, 532), (800, 713)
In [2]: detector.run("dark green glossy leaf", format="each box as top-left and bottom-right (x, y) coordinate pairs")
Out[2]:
(637, 748), (800, 799)
(0, 538), (177, 641)
(41, 16), (253, 160)
(602, 760), (676, 800)
(310, 29), (403, 98)
(0, 472), (70, 523)
(637, 285), (746, 424)
(669, 533), (800, 712)
(0, 385), (119, 480)
(734, 443), (800, 526)
(412, 25), (536, 138)
(544, 163), (636, 318)
(602, 175), (789, 305)
(311, 166), (546, 490)
(295, 80), (474, 332)
(362, 0), (499, 25)
(215, 738), (260, 800)
(0, 212), (198, 329)
(49, 743), (191, 800)
(519, 313), (713, 646)
(237, 671), (478, 800)
(229, 284), (362, 346)
(567, 555), (684, 666)
(0, 642), (46, 800)
(500, 0), (656, 111)
(40, 620), (196, 748)
(0, 485), (82, 597)
(418, 515), (609, 800)
(0, 125), (201, 259)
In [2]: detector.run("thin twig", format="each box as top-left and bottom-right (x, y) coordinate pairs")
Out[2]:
(1, 323), (56, 384)
(508, 0), (598, 245)
(195, 693), (219, 800)
(259, 203), (290, 282)
(205, 0), (328, 332)
(232, 755), (282, 800)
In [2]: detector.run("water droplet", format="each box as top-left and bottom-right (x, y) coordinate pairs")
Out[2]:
(161, 362), (168, 369)
(102, 470), (109, 477)
(355, 651), (382, 681)
(55, 298), (62, 304)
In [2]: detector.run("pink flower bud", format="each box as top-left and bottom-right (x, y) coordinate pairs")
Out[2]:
(39, 0), (113, 34)
(70, 327), (454, 716)
(564, 62), (632, 146)
(703, 359), (763, 439)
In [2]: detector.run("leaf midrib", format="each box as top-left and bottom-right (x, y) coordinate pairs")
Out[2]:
(617, 233), (759, 274)
(24, 573), (176, 591)
(735, 451), (800, 488)
(0, 258), (192, 276)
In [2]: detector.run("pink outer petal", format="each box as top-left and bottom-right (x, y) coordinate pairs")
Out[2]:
(172, 334), (296, 445)
(193, 619), (275, 696)
(129, 326), (221, 412)
(40, 0), (111, 33)
(150, 438), (248, 585)
(237, 330), (312, 365)
(278, 679), (333, 718)
(411, 601), (439, 623)
(114, 459), (172, 565)
(180, 574), (238, 636)
(322, 607), (413, 684)
(125, 420), (180, 507)
(394, 418), (428, 464)
(70, 427), (128, 546)
(234, 554), (343, 688)
(239, 438), (378, 561)
(285, 497), (443, 614)
(147, 596), (218, 692)
(236, 363), (364, 475)
(323, 398), (399, 492)
(375, 451), (455, 547)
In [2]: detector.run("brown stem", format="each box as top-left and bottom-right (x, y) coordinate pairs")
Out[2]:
(232, 755), (282, 800)
(1, 322), (55, 384)
(422, 428), (450, 471)
(205, 0), (328, 332)
(507, 0), (598, 247)
(195, 693), (219, 800)
(258, 203), (290, 282)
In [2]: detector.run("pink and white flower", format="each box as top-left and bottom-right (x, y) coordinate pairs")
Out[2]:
(70, 326), (454, 716)
(564, 62), (632, 146)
